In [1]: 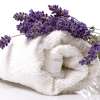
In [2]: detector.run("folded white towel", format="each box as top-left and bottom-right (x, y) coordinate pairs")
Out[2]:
(0, 31), (100, 95)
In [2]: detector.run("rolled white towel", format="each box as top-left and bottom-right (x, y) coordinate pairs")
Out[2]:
(0, 30), (100, 95)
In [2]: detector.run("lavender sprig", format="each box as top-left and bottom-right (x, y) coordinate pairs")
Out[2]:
(79, 42), (100, 65)
(0, 35), (11, 49)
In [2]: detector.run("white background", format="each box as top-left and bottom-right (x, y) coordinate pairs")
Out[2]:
(0, 0), (100, 100)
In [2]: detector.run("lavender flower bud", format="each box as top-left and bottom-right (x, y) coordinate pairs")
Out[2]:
(13, 12), (27, 21)
(0, 35), (11, 49)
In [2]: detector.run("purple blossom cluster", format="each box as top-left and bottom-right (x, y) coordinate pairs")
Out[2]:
(48, 5), (69, 17)
(13, 5), (91, 40)
(79, 42), (100, 65)
(0, 35), (11, 49)
(13, 12), (27, 21)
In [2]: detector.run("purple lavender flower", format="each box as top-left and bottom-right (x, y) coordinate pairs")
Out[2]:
(56, 17), (67, 30)
(79, 54), (97, 65)
(17, 22), (31, 33)
(29, 10), (48, 22)
(79, 42), (100, 65)
(13, 12), (27, 21)
(68, 17), (91, 40)
(24, 21), (43, 39)
(40, 16), (57, 33)
(48, 5), (69, 17)
(90, 42), (100, 52)
(14, 9), (49, 39)
(0, 35), (11, 49)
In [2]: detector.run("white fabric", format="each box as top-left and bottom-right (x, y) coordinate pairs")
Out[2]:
(0, 31), (100, 95)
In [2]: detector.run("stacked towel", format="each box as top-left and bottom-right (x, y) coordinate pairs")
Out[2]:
(0, 31), (100, 95)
